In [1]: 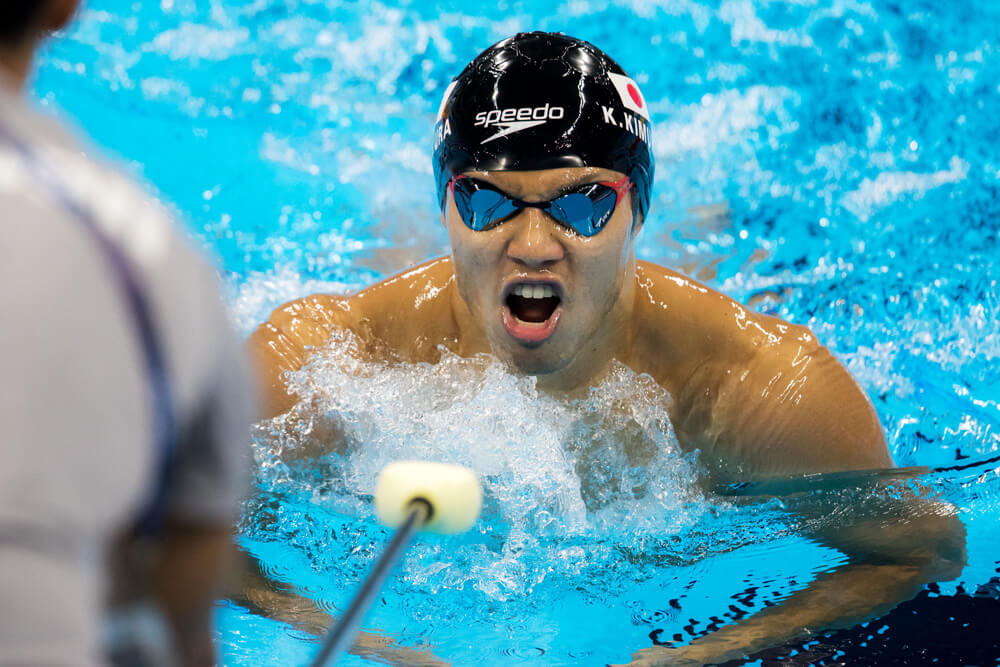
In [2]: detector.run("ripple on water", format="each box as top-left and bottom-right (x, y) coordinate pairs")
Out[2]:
(35, 0), (1000, 663)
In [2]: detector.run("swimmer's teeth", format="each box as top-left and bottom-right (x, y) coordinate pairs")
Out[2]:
(513, 285), (555, 299)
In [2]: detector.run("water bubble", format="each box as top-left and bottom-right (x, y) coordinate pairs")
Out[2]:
(250, 334), (710, 604)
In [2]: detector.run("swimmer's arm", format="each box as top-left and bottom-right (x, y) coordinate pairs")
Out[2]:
(750, 333), (895, 471)
(617, 503), (966, 666)
(684, 321), (894, 476)
(231, 548), (450, 666)
(247, 294), (350, 418)
(626, 321), (965, 664)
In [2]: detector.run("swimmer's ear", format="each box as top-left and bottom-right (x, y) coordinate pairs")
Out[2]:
(42, 0), (80, 33)
(628, 191), (644, 234)
(632, 212), (644, 234)
(439, 191), (449, 228)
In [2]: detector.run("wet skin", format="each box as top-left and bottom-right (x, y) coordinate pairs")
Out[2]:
(250, 166), (891, 479)
(247, 166), (964, 665)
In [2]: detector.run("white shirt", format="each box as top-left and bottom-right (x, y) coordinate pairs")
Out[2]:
(0, 76), (253, 666)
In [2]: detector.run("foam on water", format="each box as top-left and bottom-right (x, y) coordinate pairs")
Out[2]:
(33, 0), (1000, 662)
(238, 335), (867, 665)
(248, 334), (712, 604)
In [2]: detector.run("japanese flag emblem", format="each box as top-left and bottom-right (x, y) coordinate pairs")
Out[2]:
(607, 72), (649, 121)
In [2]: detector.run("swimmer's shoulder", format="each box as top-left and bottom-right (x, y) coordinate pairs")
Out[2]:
(254, 256), (456, 342)
(347, 256), (460, 358)
(632, 260), (824, 411)
(249, 257), (458, 417)
(634, 261), (889, 476)
(350, 255), (456, 315)
(634, 260), (818, 362)
(248, 292), (351, 416)
(253, 292), (352, 347)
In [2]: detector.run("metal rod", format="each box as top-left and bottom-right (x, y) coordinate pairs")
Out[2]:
(309, 501), (430, 667)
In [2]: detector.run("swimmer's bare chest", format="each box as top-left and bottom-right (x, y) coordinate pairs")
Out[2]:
(333, 261), (760, 474)
(334, 257), (474, 362)
(253, 257), (890, 478)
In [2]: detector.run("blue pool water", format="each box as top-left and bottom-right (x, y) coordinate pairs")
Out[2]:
(34, 1), (1000, 665)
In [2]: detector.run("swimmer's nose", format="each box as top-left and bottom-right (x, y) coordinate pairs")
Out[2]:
(506, 209), (565, 268)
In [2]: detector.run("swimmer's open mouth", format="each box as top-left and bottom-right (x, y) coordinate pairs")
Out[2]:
(506, 284), (561, 323)
(501, 281), (564, 345)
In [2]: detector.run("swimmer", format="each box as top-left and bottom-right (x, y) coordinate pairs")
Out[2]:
(249, 32), (965, 665)
(1, 2), (253, 665)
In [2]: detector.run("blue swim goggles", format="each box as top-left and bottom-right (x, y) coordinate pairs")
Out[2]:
(447, 174), (633, 237)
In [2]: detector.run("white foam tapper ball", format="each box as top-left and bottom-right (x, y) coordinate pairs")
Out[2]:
(374, 461), (482, 534)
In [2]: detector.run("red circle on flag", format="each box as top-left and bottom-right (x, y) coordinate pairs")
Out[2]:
(627, 83), (643, 108)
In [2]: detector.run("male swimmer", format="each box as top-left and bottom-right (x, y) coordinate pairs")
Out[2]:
(249, 32), (964, 665)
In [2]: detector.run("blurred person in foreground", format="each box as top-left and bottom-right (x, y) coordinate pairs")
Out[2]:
(247, 32), (966, 665)
(0, 1), (253, 665)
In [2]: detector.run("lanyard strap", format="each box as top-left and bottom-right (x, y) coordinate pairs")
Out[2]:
(0, 122), (177, 538)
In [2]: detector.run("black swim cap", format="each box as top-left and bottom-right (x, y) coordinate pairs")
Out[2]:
(433, 32), (655, 223)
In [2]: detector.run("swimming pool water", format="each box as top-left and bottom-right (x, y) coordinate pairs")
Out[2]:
(33, 1), (1000, 664)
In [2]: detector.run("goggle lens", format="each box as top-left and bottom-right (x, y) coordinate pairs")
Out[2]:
(465, 187), (518, 231)
(449, 176), (631, 237)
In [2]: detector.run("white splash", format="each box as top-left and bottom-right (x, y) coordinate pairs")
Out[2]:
(252, 335), (708, 600)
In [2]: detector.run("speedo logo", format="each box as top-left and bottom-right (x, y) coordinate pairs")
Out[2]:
(474, 104), (565, 144)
